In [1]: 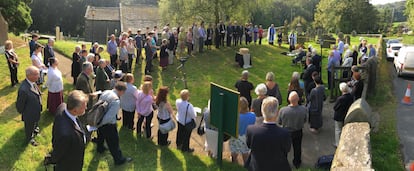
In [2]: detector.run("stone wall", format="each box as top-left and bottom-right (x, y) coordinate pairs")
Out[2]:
(331, 123), (373, 171)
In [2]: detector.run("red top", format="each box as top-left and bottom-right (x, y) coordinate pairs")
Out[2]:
(258, 29), (264, 38)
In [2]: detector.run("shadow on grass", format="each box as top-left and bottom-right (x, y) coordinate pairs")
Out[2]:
(0, 127), (26, 170)
(159, 146), (183, 171)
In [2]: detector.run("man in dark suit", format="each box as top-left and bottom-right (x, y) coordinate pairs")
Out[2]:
(76, 62), (95, 110)
(219, 21), (226, 47)
(302, 57), (318, 99)
(226, 22), (233, 47)
(44, 38), (55, 67)
(16, 66), (42, 146)
(246, 97), (291, 171)
(46, 90), (88, 171)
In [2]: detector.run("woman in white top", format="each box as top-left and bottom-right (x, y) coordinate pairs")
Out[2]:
(127, 38), (135, 72)
(175, 89), (197, 152)
(31, 44), (47, 84)
(156, 86), (174, 146)
(46, 58), (63, 114)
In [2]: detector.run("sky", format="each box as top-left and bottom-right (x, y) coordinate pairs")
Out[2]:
(370, 0), (405, 5)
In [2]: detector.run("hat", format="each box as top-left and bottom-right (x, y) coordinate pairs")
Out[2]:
(239, 48), (249, 55)
(113, 70), (125, 79)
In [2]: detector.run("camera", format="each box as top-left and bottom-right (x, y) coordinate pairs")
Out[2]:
(179, 57), (188, 64)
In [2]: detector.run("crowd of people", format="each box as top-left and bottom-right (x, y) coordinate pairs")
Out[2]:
(4, 19), (377, 170)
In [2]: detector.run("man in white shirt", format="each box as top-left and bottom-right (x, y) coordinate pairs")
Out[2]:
(175, 89), (197, 152)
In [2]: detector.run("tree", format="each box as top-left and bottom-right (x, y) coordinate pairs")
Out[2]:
(0, 0), (33, 35)
(406, 0), (414, 29)
(314, 0), (379, 33)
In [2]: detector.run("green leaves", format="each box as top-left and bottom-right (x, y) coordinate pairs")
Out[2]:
(0, 0), (32, 35)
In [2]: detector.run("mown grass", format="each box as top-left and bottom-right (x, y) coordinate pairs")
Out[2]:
(402, 34), (414, 44)
(369, 37), (404, 171)
(1, 33), (388, 170)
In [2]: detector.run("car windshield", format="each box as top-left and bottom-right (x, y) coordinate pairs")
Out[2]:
(392, 46), (401, 50)
(388, 40), (400, 44)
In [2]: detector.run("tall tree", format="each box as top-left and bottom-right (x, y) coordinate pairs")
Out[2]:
(0, 0), (33, 35)
(406, 0), (414, 29)
(314, 0), (379, 33)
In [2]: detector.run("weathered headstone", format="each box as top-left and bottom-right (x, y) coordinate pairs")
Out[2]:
(0, 13), (8, 54)
(344, 98), (378, 131)
(331, 122), (373, 171)
(56, 26), (60, 41)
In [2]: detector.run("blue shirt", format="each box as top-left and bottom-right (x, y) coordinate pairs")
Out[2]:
(327, 56), (340, 72)
(135, 35), (142, 48)
(369, 47), (376, 57)
(107, 40), (118, 55)
(238, 112), (256, 136)
(333, 50), (341, 62)
(338, 41), (344, 54)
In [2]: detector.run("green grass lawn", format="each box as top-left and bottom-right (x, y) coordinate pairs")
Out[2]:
(369, 38), (404, 171)
(3, 33), (399, 171)
(402, 34), (414, 44)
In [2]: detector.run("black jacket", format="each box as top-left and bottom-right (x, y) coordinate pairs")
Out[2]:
(50, 110), (86, 171)
(44, 44), (55, 67)
(334, 93), (354, 121)
(16, 79), (42, 122)
(246, 123), (291, 171)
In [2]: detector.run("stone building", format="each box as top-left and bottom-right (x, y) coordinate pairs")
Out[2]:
(84, 3), (160, 44)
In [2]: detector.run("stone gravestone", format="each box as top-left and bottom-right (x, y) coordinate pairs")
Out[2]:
(344, 98), (379, 132)
(0, 13), (8, 54)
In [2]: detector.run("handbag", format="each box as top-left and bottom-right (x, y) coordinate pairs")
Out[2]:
(184, 104), (196, 132)
(197, 113), (205, 136)
(159, 118), (175, 134)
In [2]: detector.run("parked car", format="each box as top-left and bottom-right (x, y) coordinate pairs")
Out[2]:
(394, 46), (414, 76)
(386, 39), (401, 48)
(386, 43), (403, 60)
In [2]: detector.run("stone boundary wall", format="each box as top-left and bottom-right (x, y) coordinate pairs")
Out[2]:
(331, 35), (383, 170)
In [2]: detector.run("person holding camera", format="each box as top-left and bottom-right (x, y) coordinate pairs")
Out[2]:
(45, 90), (88, 170)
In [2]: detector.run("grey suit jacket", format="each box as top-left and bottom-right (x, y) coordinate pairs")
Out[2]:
(16, 79), (42, 122)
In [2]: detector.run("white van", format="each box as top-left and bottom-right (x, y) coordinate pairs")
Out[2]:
(394, 46), (414, 76)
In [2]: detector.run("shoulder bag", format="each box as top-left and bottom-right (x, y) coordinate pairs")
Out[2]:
(184, 104), (196, 132)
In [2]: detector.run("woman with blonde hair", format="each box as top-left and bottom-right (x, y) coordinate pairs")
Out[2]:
(229, 97), (255, 163)
(136, 81), (154, 138)
(251, 83), (267, 124)
(4, 40), (19, 87)
(265, 72), (282, 105)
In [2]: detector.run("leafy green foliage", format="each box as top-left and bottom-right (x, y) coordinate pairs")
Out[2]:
(314, 0), (380, 33)
(406, 0), (414, 29)
(0, 0), (33, 35)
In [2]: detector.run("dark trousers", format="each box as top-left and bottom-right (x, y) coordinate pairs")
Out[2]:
(176, 122), (192, 151)
(120, 60), (128, 73)
(145, 56), (152, 74)
(239, 34), (243, 45)
(137, 112), (153, 138)
(96, 124), (125, 164)
(24, 120), (37, 142)
(127, 54), (133, 72)
(215, 36), (220, 48)
(9, 67), (18, 86)
(136, 48), (142, 64)
(227, 36), (232, 47)
(220, 34), (225, 47)
(199, 39), (204, 53)
(157, 117), (170, 145)
(233, 34), (239, 46)
(110, 54), (118, 69)
(122, 110), (134, 130)
(290, 129), (303, 166)
(259, 37), (262, 45)
(186, 42), (192, 55)
(328, 71), (332, 90)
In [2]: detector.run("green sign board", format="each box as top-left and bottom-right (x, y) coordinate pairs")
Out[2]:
(210, 82), (240, 166)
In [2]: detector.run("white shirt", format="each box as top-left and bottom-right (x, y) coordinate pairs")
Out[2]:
(31, 52), (45, 69)
(47, 67), (63, 93)
(175, 99), (196, 125)
(26, 78), (37, 90)
(64, 109), (86, 144)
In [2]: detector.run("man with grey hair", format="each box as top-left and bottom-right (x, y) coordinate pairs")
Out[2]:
(16, 66), (42, 146)
(76, 62), (95, 109)
(246, 97), (291, 171)
(235, 70), (254, 108)
(44, 38), (55, 67)
(278, 91), (308, 168)
(45, 90), (89, 170)
(333, 82), (354, 147)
